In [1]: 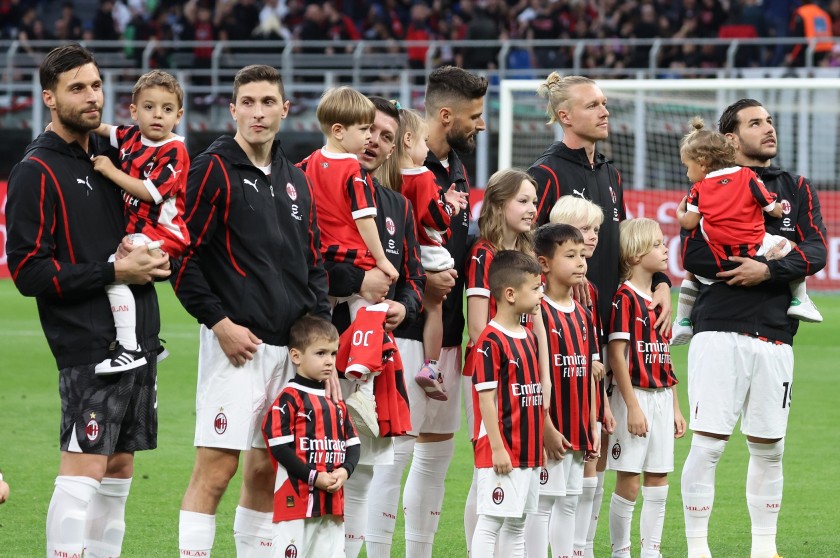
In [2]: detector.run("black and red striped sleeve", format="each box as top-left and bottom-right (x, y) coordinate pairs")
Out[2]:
(607, 289), (632, 343)
(748, 173), (778, 211)
(394, 198), (425, 323)
(263, 391), (313, 482)
(300, 171), (331, 319)
(529, 163), (560, 226)
(347, 166), (377, 220)
(768, 177), (827, 283)
(171, 152), (228, 328)
(6, 159), (115, 300)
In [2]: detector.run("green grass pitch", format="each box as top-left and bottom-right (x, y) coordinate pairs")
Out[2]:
(1, 280), (839, 556)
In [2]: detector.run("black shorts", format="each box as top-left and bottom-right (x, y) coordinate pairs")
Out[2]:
(58, 351), (158, 454)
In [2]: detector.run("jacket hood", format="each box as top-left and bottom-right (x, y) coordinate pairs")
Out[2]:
(750, 165), (786, 180)
(541, 141), (612, 169)
(24, 131), (96, 161)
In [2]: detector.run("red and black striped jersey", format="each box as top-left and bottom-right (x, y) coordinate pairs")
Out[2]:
(686, 166), (776, 260)
(111, 125), (190, 258)
(263, 376), (360, 522)
(299, 148), (377, 269)
(541, 295), (598, 451)
(401, 167), (453, 248)
(608, 281), (677, 389)
(472, 321), (544, 469)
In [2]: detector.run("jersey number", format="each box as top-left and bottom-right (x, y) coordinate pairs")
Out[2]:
(782, 381), (792, 409)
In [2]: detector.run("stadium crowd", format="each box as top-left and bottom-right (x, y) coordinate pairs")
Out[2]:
(2, 0), (839, 71)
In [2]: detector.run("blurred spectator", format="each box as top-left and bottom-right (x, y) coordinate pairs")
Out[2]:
(526, 1), (562, 69)
(764, 0), (799, 65)
(183, 0), (217, 97)
(786, 1), (834, 67)
(219, 0), (260, 41)
(18, 6), (53, 61)
(93, 0), (121, 42)
(463, 1), (504, 69)
(324, 1), (361, 51)
(718, 0), (767, 67)
(405, 4), (432, 82)
(252, 10), (291, 41)
(298, 3), (328, 54)
(56, 2), (83, 41)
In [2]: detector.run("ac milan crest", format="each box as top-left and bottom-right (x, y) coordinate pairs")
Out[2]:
(338, 406), (344, 427)
(385, 217), (396, 236)
(284, 544), (298, 558)
(492, 486), (505, 505)
(609, 186), (617, 204)
(539, 468), (549, 485)
(286, 182), (297, 200)
(611, 442), (621, 460)
(214, 412), (228, 434)
(85, 415), (100, 442)
(780, 199), (791, 215)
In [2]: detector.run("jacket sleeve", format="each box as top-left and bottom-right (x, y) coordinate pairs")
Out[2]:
(324, 261), (365, 298)
(529, 163), (559, 226)
(767, 177), (828, 283)
(302, 174), (331, 320)
(6, 159), (115, 301)
(170, 153), (228, 328)
(394, 200), (426, 324)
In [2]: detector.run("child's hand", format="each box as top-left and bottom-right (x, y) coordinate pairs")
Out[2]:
(591, 360), (605, 382)
(91, 155), (116, 178)
(376, 258), (399, 283)
(586, 427), (601, 462)
(325, 468), (349, 492)
(314, 471), (333, 491)
(491, 447), (513, 475)
(677, 196), (688, 219)
(627, 405), (649, 437)
(45, 122), (53, 132)
(443, 183), (469, 216)
(674, 409), (687, 439)
(571, 278), (592, 307)
(603, 399), (617, 434)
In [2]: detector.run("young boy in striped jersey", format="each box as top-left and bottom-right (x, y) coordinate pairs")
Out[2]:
(527, 223), (600, 558)
(471, 250), (546, 557)
(607, 218), (686, 558)
(263, 315), (360, 557)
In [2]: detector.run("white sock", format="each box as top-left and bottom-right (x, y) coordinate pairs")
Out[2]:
(106, 282), (139, 351)
(524, 494), (555, 558)
(404, 438), (455, 557)
(464, 469), (478, 556)
(472, 514), (504, 557)
(344, 464), (373, 558)
(84, 477), (132, 558)
(550, 494), (579, 558)
(681, 435), (727, 558)
(179, 510), (216, 557)
(676, 279), (700, 323)
(232, 506), (273, 557)
(366, 436), (415, 558)
(609, 493), (635, 558)
(47, 476), (100, 557)
(575, 477), (598, 555)
(747, 440), (785, 558)
(585, 471), (606, 558)
(499, 515), (527, 557)
(640, 485), (669, 557)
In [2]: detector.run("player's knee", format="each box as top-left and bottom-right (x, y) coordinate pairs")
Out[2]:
(747, 439), (784, 462)
(241, 456), (275, 489)
(191, 459), (238, 498)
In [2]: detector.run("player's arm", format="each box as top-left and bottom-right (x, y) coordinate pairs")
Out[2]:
(393, 201), (425, 325)
(357, 216), (398, 282)
(477, 388), (512, 475)
(587, 373), (600, 460)
(301, 174), (331, 320)
(608, 338), (648, 437)
(532, 312), (552, 409)
(677, 195), (701, 230)
(467, 296), (490, 344)
(91, 156), (156, 202)
(671, 385), (686, 439)
(94, 123), (113, 138)
(528, 163), (558, 226)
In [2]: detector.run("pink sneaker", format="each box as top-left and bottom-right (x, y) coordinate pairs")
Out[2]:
(415, 364), (448, 401)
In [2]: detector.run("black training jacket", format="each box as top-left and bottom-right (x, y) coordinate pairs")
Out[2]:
(172, 136), (330, 346)
(6, 132), (160, 368)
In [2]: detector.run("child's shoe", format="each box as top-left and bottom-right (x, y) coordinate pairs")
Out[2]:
(346, 388), (380, 438)
(415, 362), (448, 401)
(787, 295), (823, 323)
(95, 342), (147, 375)
(670, 318), (694, 346)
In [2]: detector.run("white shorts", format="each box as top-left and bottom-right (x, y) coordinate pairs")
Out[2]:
(608, 387), (675, 474)
(273, 515), (345, 558)
(476, 467), (540, 518)
(539, 450), (585, 496)
(338, 378), (394, 466)
(688, 331), (793, 439)
(419, 241), (455, 272)
(398, 339), (462, 436)
(194, 325), (294, 450)
(463, 375), (475, 439)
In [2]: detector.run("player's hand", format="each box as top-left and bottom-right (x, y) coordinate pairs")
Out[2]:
(314, 471), (333, 491)
(91, 155), (117, 178)
(425, 268), (457, 301)
(627, 405), (649, 437)
(543, 427), (568, 461)
(383, 300), (406, 331)
(676, 196), (688, 220)
(113, 243), (170, 284)
(764, 239), (791, 261)
(674, 410), (687, 439)
(586, 428), (601, 462)
(360, 267), (391, 304)
(325, 468), (349, 493)
(603, 400), (617, 435)
(324, 367), (343, 403)
(572, 278), (592, 308)
(211, 317), (262, 367)
(492, 448), (513, 475)
(717, 257), (770, 287)
(591, 360), (606, 382)
(376, 259), (399, 284)
(650, 282), (672, 337)
(443, 183), (469, 216)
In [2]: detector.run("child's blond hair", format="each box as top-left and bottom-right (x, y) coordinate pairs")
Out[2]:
(537, 72), (597, 125)
(679, 116), (737, 172)
(377, 106), (425, 193)
(618, 218), (662, 281)
(549, 195), (604, 227)
(133, 70), (184, 109)
(316, 86), (375, 136)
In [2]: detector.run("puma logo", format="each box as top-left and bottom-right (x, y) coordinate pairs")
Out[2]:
(244, 178), (258, 191)
(509, 358), (520, 369)
(167, 163), (182, 179)
(612, 300), (621, 309)
(297, 410), (313, 421)
(550, 328), (563, 337)
(573, 188), (587, 199)
(476, 346), (490, 357)
(471, 253), (484, 264)
(636, 316), (648, 326)
(77, 176), (92, 190)
(275, 404), (287, 415)
(119, 147), (130, 160)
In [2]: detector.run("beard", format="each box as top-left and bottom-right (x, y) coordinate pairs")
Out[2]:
(446, 123), (477, 154)
(55, 99), (101, 135)
(740, 142), (776, 164)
